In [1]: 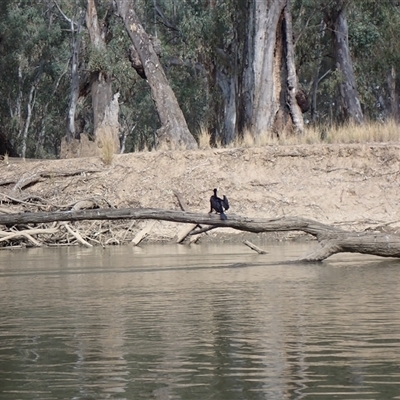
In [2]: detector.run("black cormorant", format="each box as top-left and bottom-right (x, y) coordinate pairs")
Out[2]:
(209, 188), (229, 220)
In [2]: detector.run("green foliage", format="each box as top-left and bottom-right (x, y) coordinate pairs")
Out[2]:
(347, 1), (400, 119)
(87, 46), (111, 73)
(0, 0), (71, 157)
(0, 0), (399, 157)
(293, 0), (400, 123)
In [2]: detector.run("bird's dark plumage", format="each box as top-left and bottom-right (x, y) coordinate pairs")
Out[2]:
(222, 195), (229, 211)
(209, 188), (229, 220)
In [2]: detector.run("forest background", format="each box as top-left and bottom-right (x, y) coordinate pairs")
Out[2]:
(0, 0), (400, 159)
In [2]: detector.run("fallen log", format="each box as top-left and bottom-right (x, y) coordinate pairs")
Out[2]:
(0, 207), (399, 261)
(243, 240), (268, 254)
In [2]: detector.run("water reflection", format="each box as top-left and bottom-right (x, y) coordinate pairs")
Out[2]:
(1, 243), (400, 399)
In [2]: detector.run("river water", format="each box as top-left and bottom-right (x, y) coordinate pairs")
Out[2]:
(1, 242), (400, 400)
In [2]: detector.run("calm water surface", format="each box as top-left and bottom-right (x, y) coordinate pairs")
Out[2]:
(1, 242), (400, 400)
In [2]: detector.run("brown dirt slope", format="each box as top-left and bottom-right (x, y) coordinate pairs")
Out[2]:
(1, 143), (400, 244)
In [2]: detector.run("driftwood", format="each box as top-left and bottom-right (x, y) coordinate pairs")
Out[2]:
(0, 207), (399, 261)
(176, 223), (198, 243)
(62, 222), (92, 248)
(132, 221), (156, 246)
(0, 227), (58, 247)
(243, 240), (268, 254)
(4, 169), (101, 194)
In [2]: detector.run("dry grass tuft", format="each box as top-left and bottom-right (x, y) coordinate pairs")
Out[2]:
(256, 131), (278, 146)
(97, 131), (115, 165)
(198, 126), (212, 149)
(239, 129), (255, 148)
(157, 140), (171, 151)
(100, 138), (115, 165)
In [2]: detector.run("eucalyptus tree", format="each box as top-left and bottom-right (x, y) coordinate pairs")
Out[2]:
(346, 0), (400, 121)
(116, 0), (198, 150)
(210, 0), (306, 140)
(1, 0), (398, 158)
(57, 0), (143, 155)
(293, 0), (400, 126)
(247, 0), (305, 136)
(323, 0), (364, 124)
(0, 0), (70, 157)
(85, 0), (120, 153)
(54, 1), (86, 143)
(151, 0), (306, 144)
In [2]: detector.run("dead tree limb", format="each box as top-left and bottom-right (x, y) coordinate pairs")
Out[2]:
(61, 222), (92, 248)
(7, 169), (101, 193)
(132, 220), (156, 246)
(0, 227), (58, 246)
(0, 207), (399, 261)
(243, 240), (268, 254)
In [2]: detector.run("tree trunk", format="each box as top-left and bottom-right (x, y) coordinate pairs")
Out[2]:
(245, 0), (304, 137)
(324, 1), (364, 124)
(250, 0), (284, 135)
(116, 0), (198, 150)
(13, 61), (23, 141)
(213, 1), (247, 146)
(21, 68), (42, 159)
(86, 0), (120, 153)
(21, 84), (36, 159)
(388, 66), (399, 121)
(237, 0), (255, 134)
(310, 19), (328, 123)
(66, 9), (85, 142)
(216, 67), (237, 144)
(283, 0), (304, 134)
(1, 208), (400, 261)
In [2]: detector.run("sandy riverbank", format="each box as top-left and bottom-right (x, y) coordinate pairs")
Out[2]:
(1, 142), (400, 246)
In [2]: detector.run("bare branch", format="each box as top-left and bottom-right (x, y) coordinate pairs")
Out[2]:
(54, 1), (77, 27)
(243, 240), (268, 254)
(62, 222), (92, 247)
